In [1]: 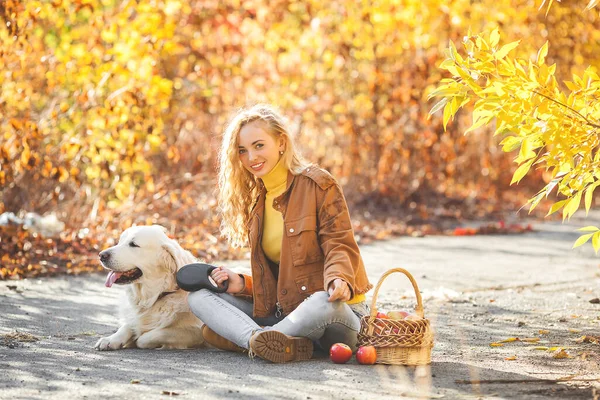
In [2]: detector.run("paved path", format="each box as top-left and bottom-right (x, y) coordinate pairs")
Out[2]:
(1, 214), (599, 399)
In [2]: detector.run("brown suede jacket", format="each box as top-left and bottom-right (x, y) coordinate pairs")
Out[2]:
(237, 165), (372, 318)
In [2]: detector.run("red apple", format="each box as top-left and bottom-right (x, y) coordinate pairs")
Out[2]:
(376, 312), (389, 319)
(356, 345), (377, 365)
(329, 343), (353, 364)
(387, 310), (410, 320)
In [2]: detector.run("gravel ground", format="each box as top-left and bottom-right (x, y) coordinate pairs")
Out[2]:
(1, 214), (599, 399)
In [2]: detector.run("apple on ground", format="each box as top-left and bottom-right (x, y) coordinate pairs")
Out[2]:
(356, 345), (377, 365)
(329, 343), (353, 364)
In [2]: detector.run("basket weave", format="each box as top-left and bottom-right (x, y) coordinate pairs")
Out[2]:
(357, 268), (434, 365)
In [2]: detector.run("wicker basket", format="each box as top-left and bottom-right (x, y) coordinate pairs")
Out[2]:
(357, 268), (434, 365)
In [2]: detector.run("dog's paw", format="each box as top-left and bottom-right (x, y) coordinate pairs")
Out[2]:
(94, 336), (123, 351)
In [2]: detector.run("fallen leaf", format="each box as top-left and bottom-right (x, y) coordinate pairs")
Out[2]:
(505, 355), (517, 360)
(553, 349), (571, 359)
(569, 328), (582, 333)
(533, 346), (549, 350)
(490, 342), (504, 347)
(573, 335), (600, 344)
(161, 391), (180, 396)
(500, 337), (520, 343)
(538, 330), (550, 335)
(131, 380), (141, 384)
(521, 338), (540, 343)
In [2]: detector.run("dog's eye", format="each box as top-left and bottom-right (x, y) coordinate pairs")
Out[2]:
(129, 242), (140, 248)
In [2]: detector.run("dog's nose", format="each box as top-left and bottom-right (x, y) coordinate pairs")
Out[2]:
(99, 251), (110, 263)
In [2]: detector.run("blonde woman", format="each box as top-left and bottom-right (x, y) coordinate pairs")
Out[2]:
(188, 104), (372, 363)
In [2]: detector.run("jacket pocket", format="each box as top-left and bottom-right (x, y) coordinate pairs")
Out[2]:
(294, 272), (323, 296)
(285, 215), (324, 266)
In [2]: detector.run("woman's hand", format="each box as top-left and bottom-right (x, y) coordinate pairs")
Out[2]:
(210, 266), (245, 294)
(327, 278), (351, 302)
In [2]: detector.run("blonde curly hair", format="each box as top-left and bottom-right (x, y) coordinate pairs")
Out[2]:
(218, 104), (309, 248)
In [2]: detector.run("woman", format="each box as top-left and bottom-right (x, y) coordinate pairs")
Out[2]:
(188, 104), (372, 363)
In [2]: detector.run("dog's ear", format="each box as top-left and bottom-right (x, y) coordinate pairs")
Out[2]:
(161, 240), (188, 273)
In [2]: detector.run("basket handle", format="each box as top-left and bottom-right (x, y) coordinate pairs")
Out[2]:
(368, 268), (424, 320)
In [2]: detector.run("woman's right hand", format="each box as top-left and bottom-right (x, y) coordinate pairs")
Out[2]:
(210, 266), (245, 294)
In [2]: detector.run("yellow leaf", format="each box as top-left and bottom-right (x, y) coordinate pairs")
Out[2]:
(563, 192), (582, 221)
(584, 182), (600, 214)
(429, 97), (448, 116)
(572, 233), (593, 249)
(500, 136), (523, 152)
(505, 355), (517, 360)
(568, 328), (582, 333)
(578, 226), (599, 232)
(490, 342), (504, 347)
(443, 99), (453, 130)
(500, 337), (519, 343)
(511, 159), (534, 185)
(538, 330), (550, 335)
(547, 199), (568, 216)
(533, 346), (549, 350)
(537, 41), (549, 66)
(593, 232), (600, 254)
(494, 40), (520, 60)
(489, 28), (500, 48)
(518, 138), (537, 162)
(521, 338), (540, 343)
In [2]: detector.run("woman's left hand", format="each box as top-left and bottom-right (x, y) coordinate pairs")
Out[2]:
(327, 278), (351, 302)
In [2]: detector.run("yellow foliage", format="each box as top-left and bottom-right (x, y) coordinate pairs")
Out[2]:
(429, 18), (600, 248)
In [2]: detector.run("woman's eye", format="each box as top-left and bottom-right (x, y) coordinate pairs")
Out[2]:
(238, 149), (246, 154)
(129, 242), (139, 248)
(255, 143), (263, 149)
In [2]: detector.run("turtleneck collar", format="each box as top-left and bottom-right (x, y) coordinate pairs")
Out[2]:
(260, 157), (288, 192)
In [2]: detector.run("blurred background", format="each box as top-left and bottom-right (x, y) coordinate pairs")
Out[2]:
(1, 0), (599, 278)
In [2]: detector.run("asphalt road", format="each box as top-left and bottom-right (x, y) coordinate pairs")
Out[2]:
(1, 214), (599, 399)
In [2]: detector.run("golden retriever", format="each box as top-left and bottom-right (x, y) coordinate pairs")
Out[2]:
(94, 225), (205, 350)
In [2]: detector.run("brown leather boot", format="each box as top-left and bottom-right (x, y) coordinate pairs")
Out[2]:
(202, 325), (246, 353)
(249, 330), (313, 363)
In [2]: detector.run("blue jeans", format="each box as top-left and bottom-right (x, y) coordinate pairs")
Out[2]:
(187, 290), (368, 351)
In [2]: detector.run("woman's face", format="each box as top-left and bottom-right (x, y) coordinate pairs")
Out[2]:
(238, 121), (285, 178)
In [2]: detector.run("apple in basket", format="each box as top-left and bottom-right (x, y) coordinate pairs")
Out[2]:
(356, 345), (377, 365)
(387, 310), (410, 320)
(373, 312), (388, 335)
(329, 343), (353, 364)
(405, 314), (422, 321)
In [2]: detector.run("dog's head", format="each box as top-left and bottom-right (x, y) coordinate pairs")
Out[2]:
(99, 225), (193, 288)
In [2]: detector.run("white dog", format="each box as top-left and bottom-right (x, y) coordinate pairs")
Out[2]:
(94, 225), (205, 350)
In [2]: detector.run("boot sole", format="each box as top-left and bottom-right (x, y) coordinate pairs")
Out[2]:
(251, 331), (313, 363)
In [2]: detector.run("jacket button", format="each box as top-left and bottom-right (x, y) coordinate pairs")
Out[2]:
(289, 228), (295, 233)
(281, 289), (287, 295)
(301, 286), (307, 291)
(306, 168), (310, 172)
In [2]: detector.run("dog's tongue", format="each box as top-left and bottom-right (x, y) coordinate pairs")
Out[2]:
(105, 271), (122, 288)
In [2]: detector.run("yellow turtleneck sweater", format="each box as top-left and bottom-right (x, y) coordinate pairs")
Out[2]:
(259, 159), (365, 305)
(261, 158), (288, 264)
